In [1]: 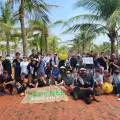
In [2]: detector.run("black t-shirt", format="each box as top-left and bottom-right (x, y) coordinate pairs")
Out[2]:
(70, 58), (77, 68)
(96, 57), (107, 70)
(2, 60), (12, 75)
(13, 59), (23, 75)
(27, 62), (38, 77)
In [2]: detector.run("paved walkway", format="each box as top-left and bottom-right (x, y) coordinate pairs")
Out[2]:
(0, 95), (120, 120)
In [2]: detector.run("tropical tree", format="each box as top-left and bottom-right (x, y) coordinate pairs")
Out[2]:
(8, 0), (50, 56)
(48, 36), (60, 53)
(92, 42), (111, 53)
(71, 25), (98, 54)
(28, 33), (46, 55)
(29, 19), (49, 54)
(0, 2), (16, 56)
(73, 0), (120, 54)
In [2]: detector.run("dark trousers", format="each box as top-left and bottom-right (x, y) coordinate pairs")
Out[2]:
(116, 83), (120, 94)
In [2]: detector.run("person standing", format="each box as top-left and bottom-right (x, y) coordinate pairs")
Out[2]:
(13, 52), (23, 81)
(2, 56), (12, 76)
(51, 53), (59, 67)
(20, 56), (29, 75)
(37, 56), (45, 77)
(27, 58), (38, 79)
(96, 52), (107, 70)
(70, 55), (77, 69)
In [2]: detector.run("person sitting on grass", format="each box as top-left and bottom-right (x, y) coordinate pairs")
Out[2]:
(0, 71), (15, 95)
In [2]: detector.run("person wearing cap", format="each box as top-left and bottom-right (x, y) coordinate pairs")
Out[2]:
(60, 66), (66, 80)
(13, 52), (23, 81)
(112, 69), (120, 100)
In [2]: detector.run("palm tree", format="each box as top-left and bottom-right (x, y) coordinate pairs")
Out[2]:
(29, 19), (49, 54)
(48, 36), (60, 53)
(72, 24), (98, 54)
(8, 0), (50, 56)
(93, 42), (111, 53)
(0, 2), (16, 56)
(74, 0), (120, 54)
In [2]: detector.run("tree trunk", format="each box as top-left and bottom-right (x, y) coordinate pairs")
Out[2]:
(40, 48), (43, 55)
(111, 38), (116, 54)
(19, 0), (28, 56)
(6, 33), (10, 56)
(108, 31), (116, 55)
(82, 43), (85, 55)
(44, 36), (48, 54)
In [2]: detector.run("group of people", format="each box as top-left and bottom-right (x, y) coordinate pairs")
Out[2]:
(0, 50), (120, 104)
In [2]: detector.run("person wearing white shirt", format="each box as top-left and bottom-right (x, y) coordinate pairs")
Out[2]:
(20, 56), (29, 75)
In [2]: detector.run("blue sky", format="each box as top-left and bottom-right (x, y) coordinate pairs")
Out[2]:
(47, 0), (109, 45)
(1, 0), (109, 45)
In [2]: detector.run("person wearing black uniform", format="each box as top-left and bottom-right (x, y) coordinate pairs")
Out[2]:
(2, 56), (12, 76)
(13, 52), (23, 81)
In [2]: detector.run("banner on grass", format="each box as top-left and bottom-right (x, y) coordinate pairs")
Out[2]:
(82, 57), (94, 64)
(21, 86), (68, 104)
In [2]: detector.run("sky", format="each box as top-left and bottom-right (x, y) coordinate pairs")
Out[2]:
(0, 0), (109, 45)
(47, 0), (109, 45)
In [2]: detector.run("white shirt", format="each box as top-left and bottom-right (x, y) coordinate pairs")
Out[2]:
(20, 61), (29, 75)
